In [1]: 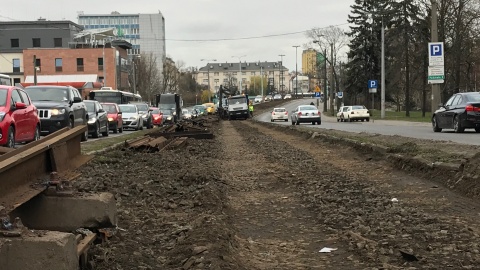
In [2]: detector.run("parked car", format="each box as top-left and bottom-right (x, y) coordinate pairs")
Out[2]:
(284, 94), (292, 99)
(84, 100), (109, 138)
(193, 105), (207, 116)
(101, 102), (123, 133)
(336, 106), (350, 122)
(271, 107), (288, 122)
(341, 105), (370, 122)
(150, 107), (163, 126)
(131, 102), (153, 129)
(118, 104), (143, 130)
(0, 85), (41, 147)
(432, 92), (480, 133)
(182, 109), (192, 120)
(254, 95), (263, 104)
(290, 105), (321, 125)
(24, 85), (88, 141)
(273, 94), (283, 100)
(264, 95), (273, 102)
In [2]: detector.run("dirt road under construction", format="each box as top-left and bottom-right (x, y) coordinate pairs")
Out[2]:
(75, 119), (480, 269)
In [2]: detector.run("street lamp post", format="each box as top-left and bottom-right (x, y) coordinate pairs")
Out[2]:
(279, 54), (285, 94)
(260, 65), (264, 97)
(201, 59), (217, 102)
(293, 46), (300, 99)
(232, 55), (246, 94)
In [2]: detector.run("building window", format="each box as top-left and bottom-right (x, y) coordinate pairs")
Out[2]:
(269, 71), (274, 75)
(214, 79), (219, 83)
(12, 59), (20, 72)
(55, 58), (63, 72)
(223, 72), (229, 76)
(232, 72), (237, 75)
(214, 72), (219, 76)
(98, 58), (104, 71)
(32, 38), (41, 47)
(251, 72), (256, 75)
(223, 78), (228, 83)
(77, 58), (84, 71)
(203, 79), (209, 83)
(54, 38), (62, 47)
(242, 72), (246, 75)
(11, 39), (19, 48)
(13, 78), (20, 85)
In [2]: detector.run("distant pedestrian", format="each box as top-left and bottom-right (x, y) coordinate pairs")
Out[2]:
(249, 102), (254, 117)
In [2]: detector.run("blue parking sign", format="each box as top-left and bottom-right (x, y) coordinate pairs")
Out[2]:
(368, 80), (378, 89)
(314, 92), (321, 98)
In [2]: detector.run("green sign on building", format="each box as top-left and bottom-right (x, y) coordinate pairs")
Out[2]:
(316, 53), (325, 65)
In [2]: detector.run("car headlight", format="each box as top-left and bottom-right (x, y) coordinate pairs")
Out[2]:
(173, 112), (176, 116)
(88, 117), (97, 124)
(0, 112), (5, 122)
(108, 117), (114, 121)
(141, 114), (147, 118)
(51, 108), (66, 116)
(167, 116), (172, 120)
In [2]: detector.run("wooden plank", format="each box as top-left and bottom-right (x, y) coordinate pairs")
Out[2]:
(77, 233), (97, 256)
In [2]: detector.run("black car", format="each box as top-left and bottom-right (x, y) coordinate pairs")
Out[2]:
(84, 100), (109, 138)
(131, 102), (153, 129)
(24, 85), (88, 141)
(432, 92), (480, 133)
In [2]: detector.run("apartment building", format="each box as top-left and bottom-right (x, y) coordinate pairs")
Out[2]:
(197, 61), (290, 94)
(78, 11), (166, 78)
(0, 20), (83, 85)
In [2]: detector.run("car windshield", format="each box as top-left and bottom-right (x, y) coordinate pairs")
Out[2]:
(274, 95), (281, 98)
(25, 87), (69, 102)
(343, 107), (349, 112)
(194, 105), (206, 111)
(160, 109), (172, 115)
(151, 109), (160, 114)
(352, 105), (366, 110)
(0, 89), (6, 107)
(135, 104), (149, 111)
(465, 93), (480, 102)
(229, 97), (246, 104)
(119, 105), (137, 113)
(102, 104), (118, 113)
(300, 106), (317, 111)
(274, 108), (286, 112)
(85, 102), (95, 113)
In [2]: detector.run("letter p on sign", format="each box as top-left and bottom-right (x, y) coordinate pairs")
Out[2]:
(430, 44), (442, 56)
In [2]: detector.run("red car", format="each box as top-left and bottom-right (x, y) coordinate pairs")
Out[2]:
(0, 85), (41, 147)
(150, 107), (163, 126)
(100, 102), (123, 133)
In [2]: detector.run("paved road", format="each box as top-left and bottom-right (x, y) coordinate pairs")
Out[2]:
(256, 98), (480, 145)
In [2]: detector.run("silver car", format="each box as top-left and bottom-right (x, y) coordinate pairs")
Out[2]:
(291, 105), (321, 125)
(118, 104), (144, 130)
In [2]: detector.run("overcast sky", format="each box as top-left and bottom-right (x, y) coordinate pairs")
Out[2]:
(2, 0), (353, 72)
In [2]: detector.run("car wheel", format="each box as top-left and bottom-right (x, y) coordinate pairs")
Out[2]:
(92, 122), (100, 138)
(30, 125), (40, 142)
(317, 121), (321, 125)
(119, 125), (123, 133)
(102, 122), (109, 137)
(140, 122), (144, 130)
(291, 119), (295, 125)
(69, 118), (75, 128)
(284, 119), (288, 122)
(81, 128), (88, 142)
(311, 122), (315, 125)
(147, 119), (151, 129)
(6, 126), (15, 148)
(453, 115), (464, 133)
(475, 127), (480, 133)
(361, 119), (365, 122)
(113, 123), (118, 134)
(337, 118), (340, 122)
(296, 119), (300, 125)
(271, 119), (274, 122)
(366, 118), (370, 122)
(432, 116), (442, 132)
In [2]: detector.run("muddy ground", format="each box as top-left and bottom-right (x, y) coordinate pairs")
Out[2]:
(75, 116), (480, 269)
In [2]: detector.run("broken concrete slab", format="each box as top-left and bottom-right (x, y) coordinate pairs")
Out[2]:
(11, 192), (117, 232)
(0, 231), (77, 270)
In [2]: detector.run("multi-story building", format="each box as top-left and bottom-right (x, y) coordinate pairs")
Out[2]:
(21, 39), (132, 97)
(302, 49), (318, 77)
(77, 11), (166, 80)
(197, 61), (290, 95)
(0, 19), (83, 85)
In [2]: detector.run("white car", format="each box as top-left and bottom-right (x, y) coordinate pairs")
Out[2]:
(182, 109), (192, 120)
(254, 95), (263, 103)
(341, 105), (370, 122)
(270, 107), (288, 122)
(273, 94), (282, 100)
(284, 94), (292, 99)
(290, 105), (321, 125)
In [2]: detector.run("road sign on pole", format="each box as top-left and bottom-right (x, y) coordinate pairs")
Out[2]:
(368, 80), (378, 89)
(337, 91), (343, 99)
(428, 42), (445, 84)
(314, 92), (321, 98)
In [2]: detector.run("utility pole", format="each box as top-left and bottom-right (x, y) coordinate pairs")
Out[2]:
(33, 55), (37, 85)
(431, 0), (441, 113)
(323, 48), (327, 113)
(279, 54), (285, 94)
(132, 60), (136, 94)
(381, 18), (385, 118)
(293, 46), (300, 98)
(260, 65), (264, 97)
(329, 43), (334, 116)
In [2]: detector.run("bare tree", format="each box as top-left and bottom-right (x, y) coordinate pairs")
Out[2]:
(134, 52), (161, 104)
